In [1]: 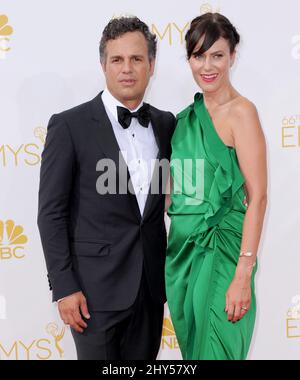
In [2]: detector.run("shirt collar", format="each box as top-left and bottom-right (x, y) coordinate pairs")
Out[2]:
(101, 88), (144, 122)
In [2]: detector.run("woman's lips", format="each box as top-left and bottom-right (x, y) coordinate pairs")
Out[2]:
(200, 74), (218, 83)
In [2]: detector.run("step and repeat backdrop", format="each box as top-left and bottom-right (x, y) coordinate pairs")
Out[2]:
(0, 0), (299, 360)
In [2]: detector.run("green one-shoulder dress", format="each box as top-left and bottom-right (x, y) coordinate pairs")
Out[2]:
(165, 93), (257, 360)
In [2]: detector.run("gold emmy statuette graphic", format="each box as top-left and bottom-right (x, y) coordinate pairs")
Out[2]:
(46, 323), (65, 358)
(34, 127), (47, 145)
(200, 3), (221, 15)
(0, 15), (13, 58)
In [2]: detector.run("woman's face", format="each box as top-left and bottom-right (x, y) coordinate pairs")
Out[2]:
(189, 36), (235, 93)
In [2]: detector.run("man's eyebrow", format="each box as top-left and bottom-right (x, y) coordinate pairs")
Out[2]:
(109, 55), (122, 59)
(109, 54), (145, 59)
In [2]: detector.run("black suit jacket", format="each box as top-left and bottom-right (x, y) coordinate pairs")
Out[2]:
(37, 92), (175, 311)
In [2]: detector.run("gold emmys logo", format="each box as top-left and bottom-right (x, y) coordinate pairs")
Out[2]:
(0, 220), (28, 260)
(151, 21), (190, 46)
(116, 3), (221, 47)
(161, 315), (179, 350)
(0, 15), (13, 59)
(0, 322), (66, 360)
(286, 295), (300, 339)
(0, 127), (46, 167)
(281, 115), (300, 148)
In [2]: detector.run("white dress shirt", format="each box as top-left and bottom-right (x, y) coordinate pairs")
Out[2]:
(101, 88), (159, 217)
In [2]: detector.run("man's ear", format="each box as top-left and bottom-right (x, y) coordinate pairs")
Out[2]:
(149, 59), (156, 76)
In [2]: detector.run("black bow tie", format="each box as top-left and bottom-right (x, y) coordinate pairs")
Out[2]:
(117, 103), (151, 129)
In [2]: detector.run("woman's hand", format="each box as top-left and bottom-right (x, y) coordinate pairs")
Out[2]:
(225, 262), (253, 322)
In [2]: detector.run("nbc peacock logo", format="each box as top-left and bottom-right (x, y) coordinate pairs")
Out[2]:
(0, 220), (28, 260)
(161, 315), (179, 350)
(0, 15), (13, 60)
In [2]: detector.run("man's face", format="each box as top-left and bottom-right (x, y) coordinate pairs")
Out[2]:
(101, 31), (155, 109)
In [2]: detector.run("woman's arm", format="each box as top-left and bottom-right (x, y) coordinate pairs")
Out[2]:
(225, 99), (268, 323)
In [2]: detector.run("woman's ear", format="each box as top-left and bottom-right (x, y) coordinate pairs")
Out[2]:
(230, 50), (237, 67)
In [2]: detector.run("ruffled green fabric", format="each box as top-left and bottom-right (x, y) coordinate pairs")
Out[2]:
(166, 93), (256, 360)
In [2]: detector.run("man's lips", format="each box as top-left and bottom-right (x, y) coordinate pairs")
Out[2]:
(119, 79), (136, 85)
(200, 74), (219, 83)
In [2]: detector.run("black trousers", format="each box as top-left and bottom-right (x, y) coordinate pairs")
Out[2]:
(71, 268), (164, 360)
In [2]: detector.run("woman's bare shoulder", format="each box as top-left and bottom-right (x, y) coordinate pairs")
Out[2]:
(229, 95), (264, 146)
(230, 96), (259, 121)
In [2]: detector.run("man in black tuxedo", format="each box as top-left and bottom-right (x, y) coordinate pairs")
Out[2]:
(37, 16), (175, 360)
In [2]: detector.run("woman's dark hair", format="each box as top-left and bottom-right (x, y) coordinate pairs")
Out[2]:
(185, 12), (240, 59)
(99, 16), (157, 63)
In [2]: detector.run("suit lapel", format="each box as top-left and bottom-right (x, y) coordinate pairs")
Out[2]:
(89, 92), (141, 221)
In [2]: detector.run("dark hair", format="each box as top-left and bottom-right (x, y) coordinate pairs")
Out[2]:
(185, 12), (240, 59)
(99, 16), (157, 63)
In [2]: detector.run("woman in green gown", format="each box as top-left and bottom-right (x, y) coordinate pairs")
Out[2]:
(165, 13), (267, 360)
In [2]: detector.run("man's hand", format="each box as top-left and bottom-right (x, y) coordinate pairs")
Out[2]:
(58, 291), (90, 333)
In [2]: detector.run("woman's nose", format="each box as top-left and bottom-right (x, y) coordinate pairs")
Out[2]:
(203, 57), (212, 71)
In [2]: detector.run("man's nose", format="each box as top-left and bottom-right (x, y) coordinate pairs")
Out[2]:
(122, 59), (133, 73)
